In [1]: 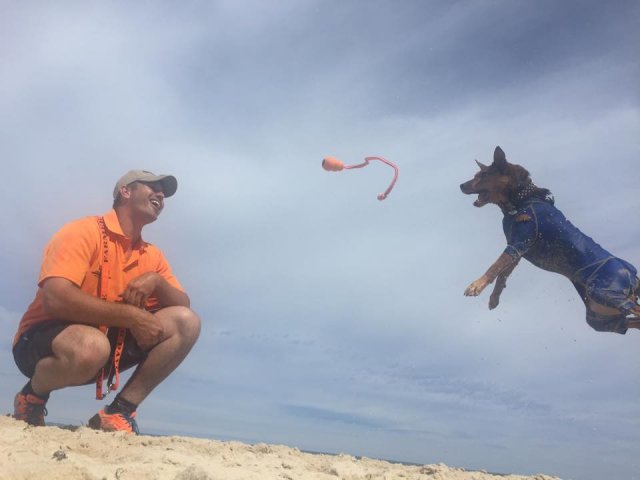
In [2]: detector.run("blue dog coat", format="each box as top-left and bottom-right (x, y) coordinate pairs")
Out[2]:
(502, 198), (638, 334)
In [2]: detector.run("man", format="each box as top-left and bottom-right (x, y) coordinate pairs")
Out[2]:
(12, 170), (201, 433)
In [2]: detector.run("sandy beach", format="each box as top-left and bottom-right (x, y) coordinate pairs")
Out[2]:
(0, 415), (561, 480)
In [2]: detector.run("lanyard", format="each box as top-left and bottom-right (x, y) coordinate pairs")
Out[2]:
(95, 216), (127, 400)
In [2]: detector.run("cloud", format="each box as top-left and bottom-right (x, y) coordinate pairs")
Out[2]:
(0, 2), (639, 479)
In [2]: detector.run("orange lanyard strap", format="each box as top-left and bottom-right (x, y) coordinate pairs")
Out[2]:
(95, 216), (127, 400)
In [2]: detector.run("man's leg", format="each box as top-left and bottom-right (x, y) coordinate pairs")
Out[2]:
(89, 306), (200, 433)
(118, 306), (201, 404)
(14, 324), (111, 426)
(31, 325), (112, 394)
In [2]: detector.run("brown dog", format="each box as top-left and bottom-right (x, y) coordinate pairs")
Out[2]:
(460, 146), (640, 333)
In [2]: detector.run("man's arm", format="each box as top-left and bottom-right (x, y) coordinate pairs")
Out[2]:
(120, 272), (190, 309)
(42, 277), (164, 348)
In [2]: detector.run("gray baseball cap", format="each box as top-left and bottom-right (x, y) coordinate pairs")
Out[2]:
(113, 170), (178, 198)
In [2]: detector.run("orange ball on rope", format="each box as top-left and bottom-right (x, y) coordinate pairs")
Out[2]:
(322, 155), (399, 201)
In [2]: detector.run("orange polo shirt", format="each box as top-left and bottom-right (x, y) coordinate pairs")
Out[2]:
(14, 209), (184, 346)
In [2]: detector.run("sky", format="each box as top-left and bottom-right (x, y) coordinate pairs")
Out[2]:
(0, 1), (639, 479)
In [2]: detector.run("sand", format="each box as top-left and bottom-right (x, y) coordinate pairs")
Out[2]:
(0, 415), (561, 480)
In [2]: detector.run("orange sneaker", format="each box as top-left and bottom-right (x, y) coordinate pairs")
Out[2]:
(13, 392), (48, 426)
(88, 407), (139, 434)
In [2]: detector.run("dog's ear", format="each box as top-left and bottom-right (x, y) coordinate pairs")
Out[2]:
(475, 159), (489, 171)
(492, 146), (507, 170)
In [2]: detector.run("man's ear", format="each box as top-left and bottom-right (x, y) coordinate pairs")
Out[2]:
(119, 185), (133, 200)
(492, 146), (507, 170)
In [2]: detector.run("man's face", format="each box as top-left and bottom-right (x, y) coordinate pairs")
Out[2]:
(126, 181), (165, 223)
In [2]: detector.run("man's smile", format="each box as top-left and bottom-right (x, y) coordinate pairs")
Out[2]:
(150, 198), (163, 213)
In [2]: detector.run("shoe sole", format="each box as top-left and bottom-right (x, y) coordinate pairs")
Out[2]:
(87, 413), (103, 430)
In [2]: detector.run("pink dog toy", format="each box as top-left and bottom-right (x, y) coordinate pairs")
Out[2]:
(322, 156), (399, 201)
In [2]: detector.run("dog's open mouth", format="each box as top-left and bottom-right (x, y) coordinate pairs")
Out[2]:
(474, 191), (489, 207)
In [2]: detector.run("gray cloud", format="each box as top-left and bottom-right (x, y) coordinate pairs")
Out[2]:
(1, 2), (638, 480)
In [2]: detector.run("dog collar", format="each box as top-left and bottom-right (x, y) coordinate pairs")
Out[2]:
(514, 182), (537, 202)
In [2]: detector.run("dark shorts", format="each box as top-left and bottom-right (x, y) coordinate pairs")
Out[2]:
(13, 321), (148, 380)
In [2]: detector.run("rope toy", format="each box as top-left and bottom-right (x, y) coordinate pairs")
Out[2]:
(322, 156), (399, 201)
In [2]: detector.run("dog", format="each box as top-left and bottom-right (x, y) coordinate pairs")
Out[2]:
(460, 146), (640, 334)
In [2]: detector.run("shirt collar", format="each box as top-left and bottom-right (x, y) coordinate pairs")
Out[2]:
(103, 209), (125, 236)
(102, 209), (148, 251)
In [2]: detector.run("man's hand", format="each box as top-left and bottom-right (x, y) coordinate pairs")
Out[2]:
(130, 309), (165, 350)
(120, 272), (162, 308)
(41, 277), (165, 341)
(464, 276), (490, 297)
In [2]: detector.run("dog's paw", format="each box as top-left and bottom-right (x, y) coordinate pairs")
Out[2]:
(464, 278), (487, 296)
(488, 296), (500, 310)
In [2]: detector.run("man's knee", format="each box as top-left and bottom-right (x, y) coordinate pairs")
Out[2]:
(53, 326), (111, 370)
(175, 307), (201, 341)
(75, 336), (112, 370)
(158, 306), (201, 343)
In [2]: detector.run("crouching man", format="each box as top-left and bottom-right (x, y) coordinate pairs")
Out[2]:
(12, 170), (201, 433)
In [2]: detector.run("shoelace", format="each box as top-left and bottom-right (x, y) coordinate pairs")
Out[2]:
(130, 419), (140, 435)
(106, 409), (140, 434)
(26, 403), (48, 422)
(120, 412), (139, 434)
